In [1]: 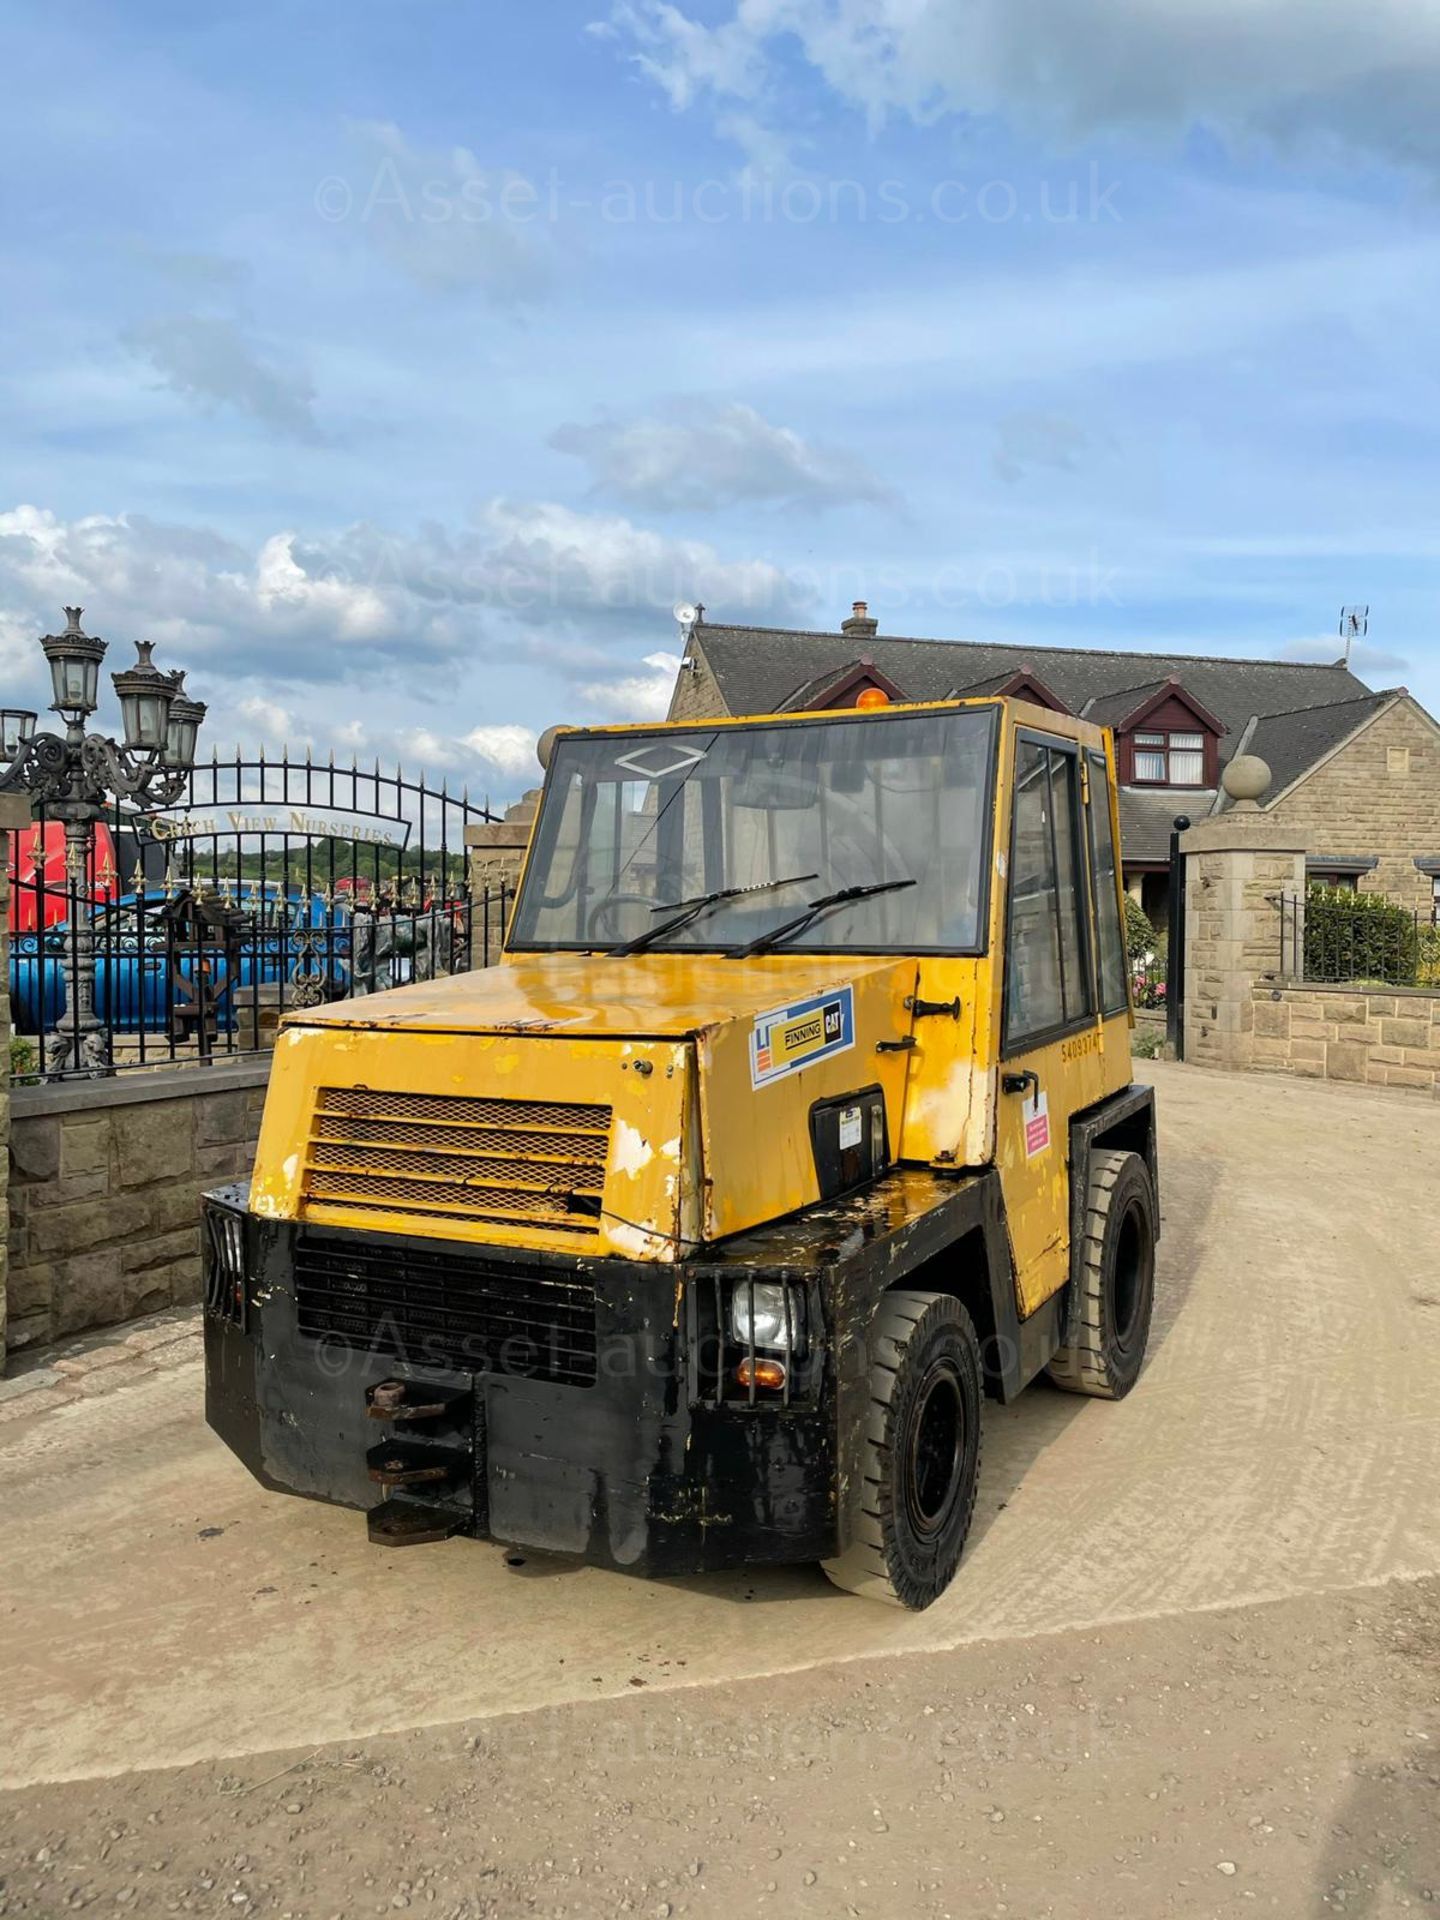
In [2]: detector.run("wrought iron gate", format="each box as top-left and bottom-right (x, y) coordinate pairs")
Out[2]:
(7, 751), (507, 1077)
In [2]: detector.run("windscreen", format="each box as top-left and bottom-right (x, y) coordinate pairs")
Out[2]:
(508, 706), (997, 954)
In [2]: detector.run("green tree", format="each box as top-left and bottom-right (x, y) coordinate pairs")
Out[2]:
(1124, 894), (1157, 961)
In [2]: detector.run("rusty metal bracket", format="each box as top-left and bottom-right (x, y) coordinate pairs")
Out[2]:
(366, 1498), (465, 1547)
(365, 1379), (471, 1426)
(366, 1439), (461, 1491)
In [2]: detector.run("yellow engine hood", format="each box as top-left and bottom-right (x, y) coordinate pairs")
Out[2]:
(286, 949), (907, 1042)
(252, 952), (929, 1261)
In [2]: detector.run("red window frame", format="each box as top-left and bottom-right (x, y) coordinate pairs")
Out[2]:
(1125, 729), (1211, 789)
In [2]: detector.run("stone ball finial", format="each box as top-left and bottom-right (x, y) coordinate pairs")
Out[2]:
(1221, 753), (1272, 810)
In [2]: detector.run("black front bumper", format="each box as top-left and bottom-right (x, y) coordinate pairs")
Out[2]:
(203, 1195), (840, 1577)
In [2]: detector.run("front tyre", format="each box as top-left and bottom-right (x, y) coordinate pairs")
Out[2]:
(822, 1291), (983, 1610)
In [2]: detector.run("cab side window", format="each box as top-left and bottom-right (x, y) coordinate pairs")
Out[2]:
(1004, 736), (1095, 1050)
(1086, 749), (1129, 1015)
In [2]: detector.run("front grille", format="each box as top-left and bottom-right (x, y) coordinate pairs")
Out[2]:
(203, 1202), (248, 1329)
(300, 1087), (613, 1237)
(294, 1233), (599, 1387)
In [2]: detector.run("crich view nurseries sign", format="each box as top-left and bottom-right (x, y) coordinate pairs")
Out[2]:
(148, 803), (412, 849)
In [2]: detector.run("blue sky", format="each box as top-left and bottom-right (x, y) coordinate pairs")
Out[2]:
(2, 0), (1437, 799)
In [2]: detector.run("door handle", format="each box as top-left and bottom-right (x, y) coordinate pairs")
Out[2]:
(1002, 1070), (1039, 1097)
(906, 994), (961, 1021)
(876, 1035), (917, 1053)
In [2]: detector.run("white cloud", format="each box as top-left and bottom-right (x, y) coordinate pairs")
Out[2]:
(550, 400), (892, 511)
(338, 122), (554, 301)
(0, 501), (801, 708)
(127, 315), (322, 442)
(253, 531), (391, 639)
(462, 723), (542, 777)
(600, 1), (767, 110)
(237, 694), (301, 740)
(475, 498), (802, 620)
(579, 650), (683, 719)
(0, 503), (799, 779)
(602, 0), (1440, 178)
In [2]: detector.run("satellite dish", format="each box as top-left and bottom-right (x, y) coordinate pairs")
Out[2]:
(673, 602), (698, 631)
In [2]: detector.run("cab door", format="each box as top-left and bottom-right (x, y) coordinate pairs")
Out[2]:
(996, 730), (1107, 1317)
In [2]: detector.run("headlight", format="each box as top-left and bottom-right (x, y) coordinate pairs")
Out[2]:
(731, 1281), (799, 1351)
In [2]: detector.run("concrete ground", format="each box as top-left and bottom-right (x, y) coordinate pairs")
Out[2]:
(1, 1059), (1438, 1916)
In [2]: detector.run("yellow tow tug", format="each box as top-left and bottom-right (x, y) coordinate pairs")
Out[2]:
(204, 695), (1158, 1608)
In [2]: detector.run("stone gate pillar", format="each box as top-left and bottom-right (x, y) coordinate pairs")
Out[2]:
(1179, 759), (1305, 1071)
(464, 789), (541, 967)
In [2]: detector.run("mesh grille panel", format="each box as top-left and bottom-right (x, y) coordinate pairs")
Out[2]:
(302, 1087), (613, 1237)
(294, 1232), (598, 1386)
(317, 1088), (609, 1132)
(312, 1116), (607, 1158)
(308, 1142), (605, 1192)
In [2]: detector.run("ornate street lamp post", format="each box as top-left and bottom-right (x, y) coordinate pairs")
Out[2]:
(0, 608), (206, 1075)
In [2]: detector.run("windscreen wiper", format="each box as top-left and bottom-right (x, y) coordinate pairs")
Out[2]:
(609, 872), (818, 957)
(725, 878), (916, 959)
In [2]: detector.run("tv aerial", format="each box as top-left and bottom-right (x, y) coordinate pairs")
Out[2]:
(1338, 604), (1369, 666)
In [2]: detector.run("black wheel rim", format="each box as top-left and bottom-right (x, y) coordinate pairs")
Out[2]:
(905, 1361), (965, 1541)
(1111, 1199), (1147, 1347)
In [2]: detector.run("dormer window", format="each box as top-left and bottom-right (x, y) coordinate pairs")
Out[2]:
(1095, 677), (1225, 788)
(1133, 729), (1205, 786)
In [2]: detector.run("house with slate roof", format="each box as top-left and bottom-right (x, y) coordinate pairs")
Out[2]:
(666, 601), (1440, 929)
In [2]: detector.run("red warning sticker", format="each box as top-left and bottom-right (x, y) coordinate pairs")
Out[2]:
(1024, 1089), (1051, 1159)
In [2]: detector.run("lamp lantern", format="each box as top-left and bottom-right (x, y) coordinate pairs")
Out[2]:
(0, 708), (37, 759)
(163, 674), (207, 770)
(41, 607), (107, 719)
(111, 639), (176, 753)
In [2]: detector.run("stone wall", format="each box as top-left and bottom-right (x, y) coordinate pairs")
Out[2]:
(1266, 697), (1440, 912)
(0, 794), (31, 1371)
(1250, 984), (1440, 1093)
(666, 637), (728, 723)
(6, 1060), (270, 1355)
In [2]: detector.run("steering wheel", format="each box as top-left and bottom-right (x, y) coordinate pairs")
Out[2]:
(587, 892), (658, 942)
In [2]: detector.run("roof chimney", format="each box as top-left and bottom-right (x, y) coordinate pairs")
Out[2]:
(841, 599), (878, 640)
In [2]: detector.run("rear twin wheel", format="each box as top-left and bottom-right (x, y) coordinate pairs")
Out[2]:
(1046, 1148), (1156, 1400)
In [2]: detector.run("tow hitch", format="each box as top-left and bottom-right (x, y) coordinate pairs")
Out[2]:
(363, 1377), (476, 1548)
